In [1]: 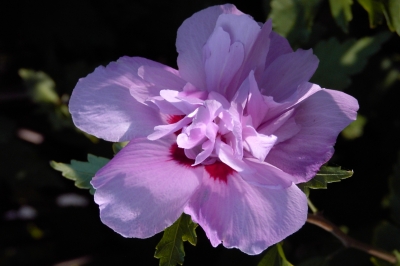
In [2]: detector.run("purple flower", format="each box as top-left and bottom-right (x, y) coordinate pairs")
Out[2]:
(69, 4), (358, 255)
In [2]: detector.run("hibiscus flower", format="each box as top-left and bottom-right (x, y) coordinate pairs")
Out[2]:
(69, 4), (358, 255)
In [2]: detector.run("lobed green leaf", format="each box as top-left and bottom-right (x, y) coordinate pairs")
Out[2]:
(308, 165), (353, 189)
(154, 213), (197, 266)
(299, 166), (353, 196)
(50, 154), (109, 194)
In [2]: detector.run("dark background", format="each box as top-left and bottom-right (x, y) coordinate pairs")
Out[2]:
(1, 0), (399, 265)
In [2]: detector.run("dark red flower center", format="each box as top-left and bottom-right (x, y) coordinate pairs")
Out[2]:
(166, 115), (185, 136)
(169, 143), (234, 183)
(169, 143), (195, 167)
(204, 161), (234, 183)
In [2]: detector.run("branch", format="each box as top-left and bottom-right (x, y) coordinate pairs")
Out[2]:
(307, 213), (397, 264)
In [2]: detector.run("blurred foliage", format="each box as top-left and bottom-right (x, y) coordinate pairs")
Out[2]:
(269, 0), (322, 47)
(311, 32), (391, 90)
(18, 69), (59, 105)
(342, 114), (367, 140)
(372, 152), (400, 266)
(268, 0), (400, 41)
(18, 69), (73, 130)
(357, 0), (400, 35)
(374, 222), (400, 255)
(154, 213), (198, 266)
(329, 0), (353, 33)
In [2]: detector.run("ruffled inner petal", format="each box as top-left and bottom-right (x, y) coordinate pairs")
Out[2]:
(242, 126), (277, 161)
(203, 27), (244, 94)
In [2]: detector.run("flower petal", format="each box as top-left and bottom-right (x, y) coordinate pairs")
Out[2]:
(242, 126), (277, 161)
(203, 26), (244, 94)
(147, 115), (192, 141)
(185, 173), (307, 255)
(261, 49), (319, 102)
(264, 31), (293, 69)
(241, 158), (297, 188)
(265, 89), (359, 182)
(69, 57), (164, 142)
(215, 139), (250, 172)
(149, 90), (201, 115)
(176, 4), (243, 90)
(215, 13), (261, 59)
(215, 13), (262, 99)
(245, 71), (269, 128)
(258, 109), (301, 144)
(134, 65), (186, 103)
(240, 20), (272, 83)
(262, 82), (322, 122)
(92, 137), (202, 238)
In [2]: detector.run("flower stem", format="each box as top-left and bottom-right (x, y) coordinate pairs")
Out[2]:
(306, 213), (397, 264)
(307, 198), (318, 214)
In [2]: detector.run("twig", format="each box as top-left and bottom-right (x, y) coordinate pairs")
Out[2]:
(307, 213), (397, 264)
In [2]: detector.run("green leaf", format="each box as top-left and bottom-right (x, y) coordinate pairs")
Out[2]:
(329, 0), (353, 33)
(384, 0), (400, 35)
(258, 244), (279, 266)
(154, 213), (197, 266)
(301, 166), (353, 192)
(269, 0), (322, 47)
(357, 0), (385, 28)
(258, 243), (293, 266)
(50, 154), (110, 194)
(311, 32), (391, 90)
(357, 0), (400, 35)
(19, 68), (76, 131)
